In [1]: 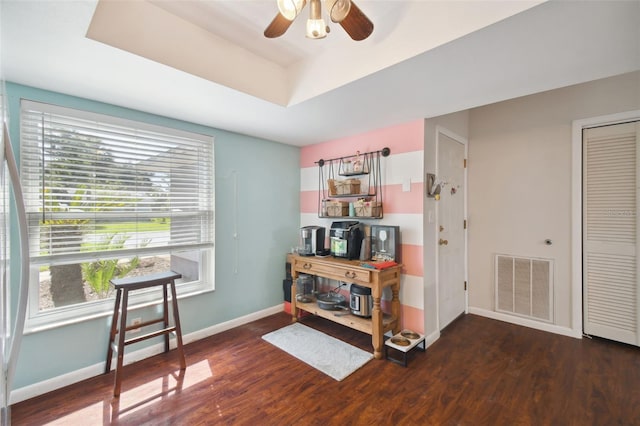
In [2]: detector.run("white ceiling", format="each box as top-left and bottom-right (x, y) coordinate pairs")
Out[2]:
(2, 0), (639, 146)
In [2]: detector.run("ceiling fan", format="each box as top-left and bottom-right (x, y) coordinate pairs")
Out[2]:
(264, 0), (374, 41)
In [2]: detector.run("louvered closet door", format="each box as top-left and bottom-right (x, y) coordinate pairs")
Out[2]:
(583, 121), (639, 345)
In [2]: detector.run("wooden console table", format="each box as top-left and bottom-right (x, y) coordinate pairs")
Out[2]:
(288, 254), (402, 359)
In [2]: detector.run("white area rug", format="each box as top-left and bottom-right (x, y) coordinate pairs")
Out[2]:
(262, 323), (373, 381)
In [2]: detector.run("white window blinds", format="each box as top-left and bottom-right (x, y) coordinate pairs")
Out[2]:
(20, 100), (214, 264)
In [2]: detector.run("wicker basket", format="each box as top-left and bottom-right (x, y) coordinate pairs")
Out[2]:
(335, 179), (361, 195)
(326, 201), (349, 217)
(354, 201), (382, 218)
(327, 179), (338, 196)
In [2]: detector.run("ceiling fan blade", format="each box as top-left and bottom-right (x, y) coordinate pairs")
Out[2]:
(264, 13), (294, 38)
(339, 1), (373, 41)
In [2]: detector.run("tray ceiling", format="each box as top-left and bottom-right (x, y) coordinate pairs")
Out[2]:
(2, 1), (639, 146)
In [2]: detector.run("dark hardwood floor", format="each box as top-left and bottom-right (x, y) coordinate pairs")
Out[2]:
(11, 312), (640, 425)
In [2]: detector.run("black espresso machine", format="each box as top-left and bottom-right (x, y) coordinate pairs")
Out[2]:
(330, 221), (364, 260)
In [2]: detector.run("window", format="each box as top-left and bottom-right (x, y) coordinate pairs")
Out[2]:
(20, 100), (214, 331)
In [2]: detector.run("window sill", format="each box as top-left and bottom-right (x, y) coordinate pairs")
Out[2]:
(24, 285), (214, 335)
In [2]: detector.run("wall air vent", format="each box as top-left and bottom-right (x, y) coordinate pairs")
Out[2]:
(495, 254), (554, 323)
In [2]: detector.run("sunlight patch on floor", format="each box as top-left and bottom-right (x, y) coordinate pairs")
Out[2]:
(43, 360), (212, 425)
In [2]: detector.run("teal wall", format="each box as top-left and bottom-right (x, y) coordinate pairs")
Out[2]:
(5, 82), (300, 389)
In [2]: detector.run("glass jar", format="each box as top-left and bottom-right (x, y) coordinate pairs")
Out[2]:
(296, 274), (316, 303)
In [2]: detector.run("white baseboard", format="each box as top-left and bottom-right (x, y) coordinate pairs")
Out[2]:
(10, 304), (284, 404)
(424, 330), (440, 348)
(468, 307), (583, 339)
(182, 304), (283, 345)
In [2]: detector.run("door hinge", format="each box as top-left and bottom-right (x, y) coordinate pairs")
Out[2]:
(464, 219), (467, 229)
(463, 159), (467, 168)
(464, 281), (467, 291)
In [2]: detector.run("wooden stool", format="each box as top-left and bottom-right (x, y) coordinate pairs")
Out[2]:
(105, 271), (186, 397)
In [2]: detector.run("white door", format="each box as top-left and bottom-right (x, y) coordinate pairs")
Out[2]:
(583, 121), (640, 345)
(437, 130), (467, 330)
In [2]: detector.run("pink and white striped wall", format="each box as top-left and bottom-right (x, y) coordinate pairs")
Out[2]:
(299, 119), (425, 333)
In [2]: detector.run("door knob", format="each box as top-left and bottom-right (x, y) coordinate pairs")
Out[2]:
(439, 238), (448, 246)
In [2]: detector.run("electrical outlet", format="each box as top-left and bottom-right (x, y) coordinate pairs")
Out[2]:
(131, 317), (142, 333)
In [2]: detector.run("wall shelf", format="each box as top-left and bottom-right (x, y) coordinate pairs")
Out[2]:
(316, 148), (390, 219)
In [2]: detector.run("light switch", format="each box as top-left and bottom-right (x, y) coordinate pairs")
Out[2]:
(402, 177), (411, 192)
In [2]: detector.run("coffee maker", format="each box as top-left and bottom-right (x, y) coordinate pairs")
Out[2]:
(330, 221), (364, 260)
(300, 226), (326, 256)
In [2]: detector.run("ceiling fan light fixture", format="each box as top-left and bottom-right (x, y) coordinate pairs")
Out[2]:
(265, 0), (371, 40)
(277, 0), (306, 20)
(305, 0), (327, 39)
(306, 18), (328, 39)
(325, 0), (351, 23)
